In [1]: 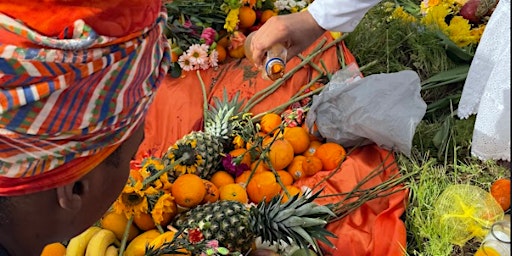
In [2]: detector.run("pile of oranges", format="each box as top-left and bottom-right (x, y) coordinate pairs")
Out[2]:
(167, 112), (347, 209)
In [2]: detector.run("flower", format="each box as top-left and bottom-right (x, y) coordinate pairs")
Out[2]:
(187, 44), (209, 67)
(200, 27), (217, 46)
(113, 181), (159, 218)
(166, 140), (204, 176)
(178, 53), (195, 71)
(209, 49), (219, 68)
(222, 154), (249, 177)
(224, 8), (240, 32)
(151, 193), (175, 224)
(188, 228), (205, 244)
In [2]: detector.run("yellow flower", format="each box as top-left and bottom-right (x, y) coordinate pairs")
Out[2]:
(232, 135), (245, 149)
(422, 5), (450, 32)
(224, 8), (240, 32)
(447, 16), (480, 47)
(113, 181), (159, 218)
(152, 172), (173, 192)
(391, 6), (418, 23)
(151, 193), (175, 225)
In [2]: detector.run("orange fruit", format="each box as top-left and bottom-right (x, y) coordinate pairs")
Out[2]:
(264, 139), (295, 170)
(210, 170), (235, 188)
(133, 212), (156, 231)
(216, 44), (227, 63)
(171, 51), (180, 63)
(303, 140), (323, 157)
(238, 6), (257, 29)
(302, 156), (323, 176)
(280, 185), (302, 203)
(246, 171), (282, 204)
(283, 126), (311, 154)
(260, 113), (282, 134)
(171, 174), (206, 208)
(229, 148), (252, 167)
(40, 243), (66, 256)
(219, 183), (249, 203)
(100, 211), (140, 241)
(217, 35), (230, 48)
(276, 170), (294, 186)
(287, 155), (306, 181)
(235, 170), (253, 186)
(202, 179), (220, 204)
(490, 178), (511, 211)
(260, 9), (277, 24)
(229, 44), (245, 59)
(250, 161), (269, 173)
(313, 142), (346, 170)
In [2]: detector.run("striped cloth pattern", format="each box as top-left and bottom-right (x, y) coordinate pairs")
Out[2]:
(0, 11), (170, 194)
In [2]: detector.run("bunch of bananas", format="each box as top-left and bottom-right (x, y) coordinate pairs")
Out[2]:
(65, 226), (119, 256)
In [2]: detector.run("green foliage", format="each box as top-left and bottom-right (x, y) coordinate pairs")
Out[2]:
(344, 2), (458, 81)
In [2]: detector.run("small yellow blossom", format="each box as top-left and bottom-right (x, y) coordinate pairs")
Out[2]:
(224, 8), (240, 32)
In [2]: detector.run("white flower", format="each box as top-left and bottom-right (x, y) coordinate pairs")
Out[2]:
(178, 53), (194, 71)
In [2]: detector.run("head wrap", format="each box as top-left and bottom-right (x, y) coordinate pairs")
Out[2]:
(0, 10), (170, 196)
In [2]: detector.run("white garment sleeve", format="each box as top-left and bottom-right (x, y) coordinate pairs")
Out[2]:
(307, 0), (382, 32)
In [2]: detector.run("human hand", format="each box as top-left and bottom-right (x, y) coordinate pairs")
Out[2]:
(247, 10), (326, 68)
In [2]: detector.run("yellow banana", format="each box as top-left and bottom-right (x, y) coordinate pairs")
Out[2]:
(105, 245), (119, 256)
(65, 226), (102, 256)
(85, 228), (118, 256)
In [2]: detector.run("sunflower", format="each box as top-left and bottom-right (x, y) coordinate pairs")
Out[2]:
(166, 140), (204, 176)
(113, 181), (159, 218)
(151, 193), (175, 225)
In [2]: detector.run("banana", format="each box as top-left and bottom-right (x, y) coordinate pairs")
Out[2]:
(66, 226), (102, 256)
(105, 245), (119, 256)
(85, 228), (118, 256)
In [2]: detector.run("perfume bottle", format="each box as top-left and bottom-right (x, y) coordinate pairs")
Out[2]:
(245, 31), (287, 81)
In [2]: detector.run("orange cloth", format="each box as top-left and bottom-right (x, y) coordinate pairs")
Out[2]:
(136, 32), (407, 255)
(294, 145), (407, 256)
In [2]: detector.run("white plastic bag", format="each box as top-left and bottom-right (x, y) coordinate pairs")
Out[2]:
(306, 68), (426, 156)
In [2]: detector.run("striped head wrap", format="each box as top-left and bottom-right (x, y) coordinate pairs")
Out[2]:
(0, 11), (171, 196)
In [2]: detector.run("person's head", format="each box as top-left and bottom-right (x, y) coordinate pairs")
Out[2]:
(0, 125), (143, 255)
(0, 6), (170, 255)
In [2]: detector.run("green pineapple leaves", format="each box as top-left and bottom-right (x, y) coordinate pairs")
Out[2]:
(250, 190), (337, 251)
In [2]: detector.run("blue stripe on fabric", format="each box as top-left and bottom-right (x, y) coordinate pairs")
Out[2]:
(41, 62), (57, 76)
(99, 53), (134, 122)
(22, 85), (35, 103)
(7, 104), (30, 130)
(57, 80), (81, 131)
(2, 88), (14, 110)
(25, 48), (39, 59)
(0, 59), (16, 74)
(68, 78), (93, 129)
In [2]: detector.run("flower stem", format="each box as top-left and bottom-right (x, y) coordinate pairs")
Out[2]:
(197, 70), (208, 130)
(118, 215), (134, 256)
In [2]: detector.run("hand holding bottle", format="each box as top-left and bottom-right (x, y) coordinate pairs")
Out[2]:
(245, 10), (325, 69)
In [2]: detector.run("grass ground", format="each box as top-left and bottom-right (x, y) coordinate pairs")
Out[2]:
(343, 2), (510, 255)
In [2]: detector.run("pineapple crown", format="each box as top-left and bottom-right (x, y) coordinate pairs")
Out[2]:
(204, 90), (246, 141)
(249, 190), (337, 251)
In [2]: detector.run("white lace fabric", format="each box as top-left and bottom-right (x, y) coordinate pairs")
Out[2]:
(457, 0), (511, 161)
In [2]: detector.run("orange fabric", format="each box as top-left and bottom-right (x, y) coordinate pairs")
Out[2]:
(137, 32), (344, 158)
(136, 32), (407, 255)
(0, 0), (160, 37)
(0, 144), (118, 196)
(294, 145), (407, 256)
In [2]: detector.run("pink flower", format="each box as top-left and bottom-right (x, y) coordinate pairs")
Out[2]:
(209, 49), (219, 68)
(187, 44), (209, 67)
(200, 27), (217, 45)
(206, 240), (219, 248)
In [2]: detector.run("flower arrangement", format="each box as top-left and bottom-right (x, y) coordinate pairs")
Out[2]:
(165, 0), (313, 76)
(388, 0), (497, 49)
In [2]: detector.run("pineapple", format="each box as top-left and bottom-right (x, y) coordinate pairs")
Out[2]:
(171, 190), (336, 253)
(163, 91), (247, 181)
